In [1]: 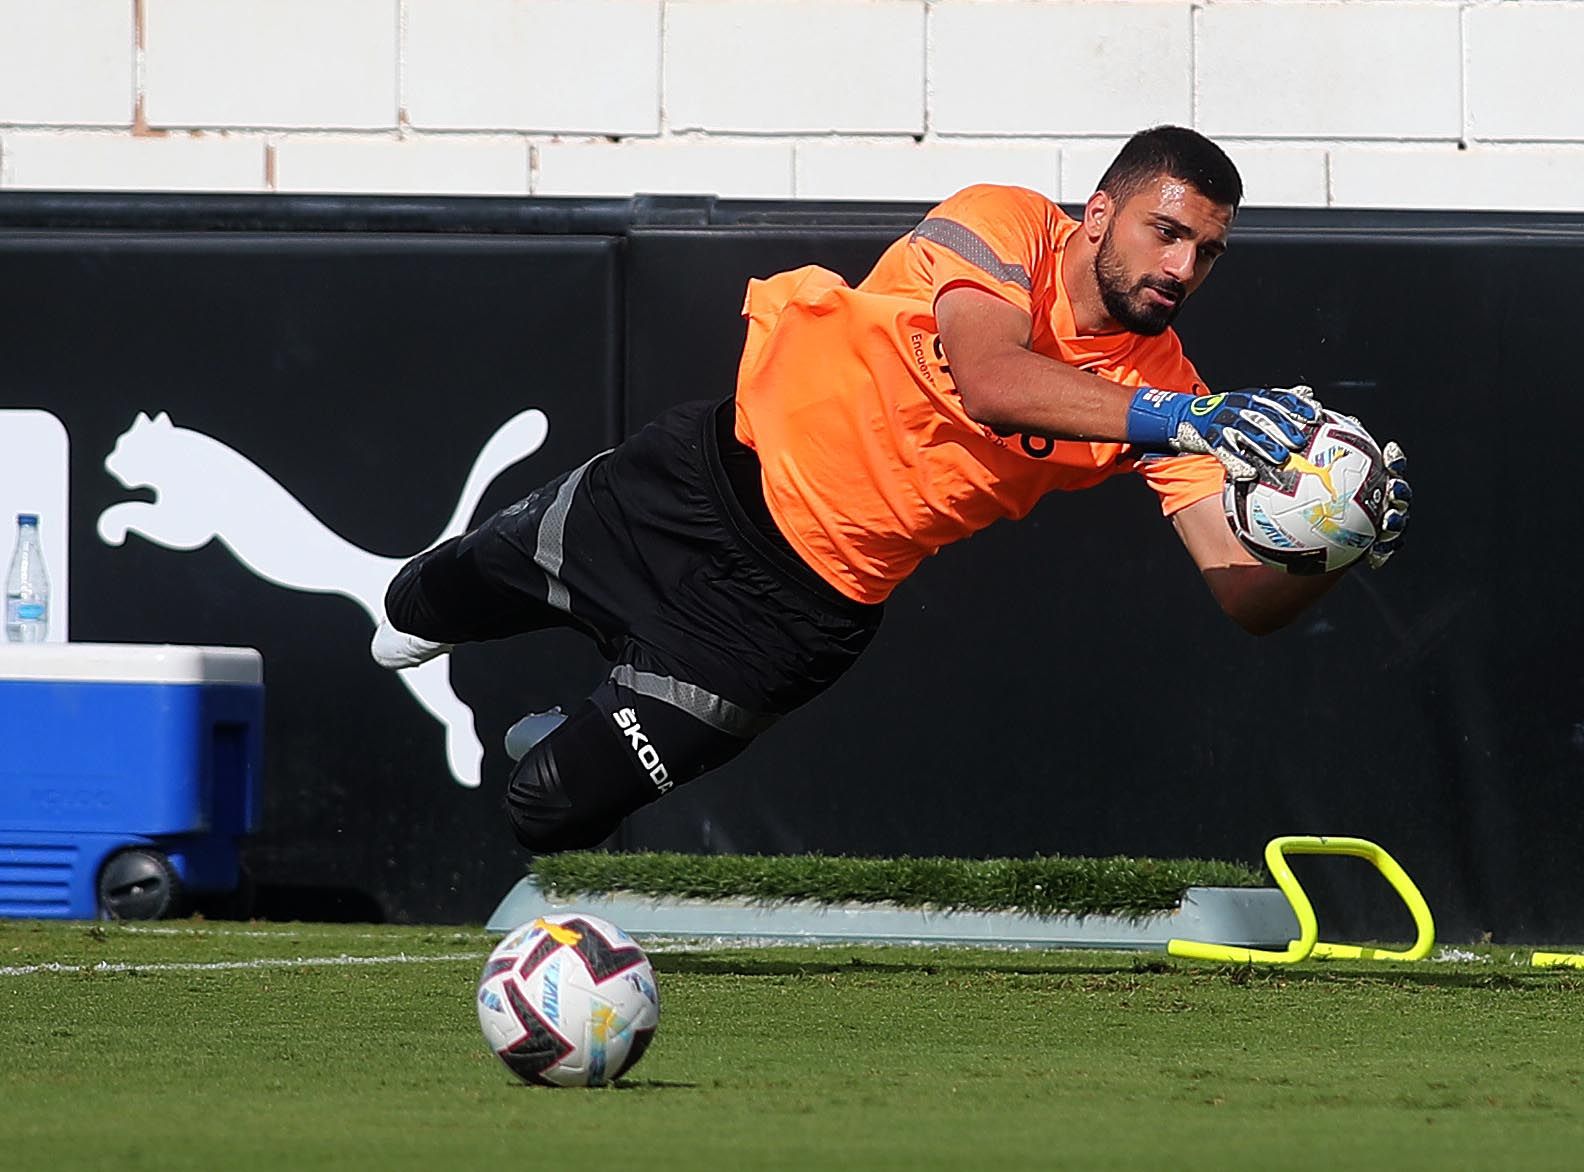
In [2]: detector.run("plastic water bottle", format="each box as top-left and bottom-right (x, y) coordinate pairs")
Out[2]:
(5, 513), (50, 643)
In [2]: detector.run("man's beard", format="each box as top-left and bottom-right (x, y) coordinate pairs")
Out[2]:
(1094, 227), (1185, 336)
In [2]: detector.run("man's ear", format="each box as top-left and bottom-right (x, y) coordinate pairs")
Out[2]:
(1083, 190), (1112, 243)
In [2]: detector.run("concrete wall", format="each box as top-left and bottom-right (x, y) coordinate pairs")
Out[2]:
(1, 1), (1581, 209)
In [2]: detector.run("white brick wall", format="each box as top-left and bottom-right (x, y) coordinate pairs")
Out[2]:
(275, 134), (530, 194)
(665, 1), (924, 134)
(931, 3), (1191, 138)
(1331, 145), (1584, 213)
(0, 1), (1579, 209)
(0, 0), (134, 127)
(405, 0), (661, 134)
(1466, 4), (1584, 143)
(0, 132), (265, 192)
(145, 0), (399, 130)
(537, 139), (794, 197)
(1198, 3), (1461, 141)
(796, 141), (1058, 202)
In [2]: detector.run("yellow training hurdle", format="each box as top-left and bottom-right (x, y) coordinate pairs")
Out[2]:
(1168, 835), (1436, 965)
(1530, 952), (1584, 970)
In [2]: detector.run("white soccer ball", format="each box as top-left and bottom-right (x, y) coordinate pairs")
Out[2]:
(476, 913), (660, 1087)
(1223, 410), (1389, 575)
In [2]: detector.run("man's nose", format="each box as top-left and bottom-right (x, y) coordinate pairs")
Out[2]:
(1162, 241), (1195, 281)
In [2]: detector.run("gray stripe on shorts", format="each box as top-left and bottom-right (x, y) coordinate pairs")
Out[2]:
(533, 453), (602, 613)
(910, 218), (1032, 292)
(609, 664), (776, 739)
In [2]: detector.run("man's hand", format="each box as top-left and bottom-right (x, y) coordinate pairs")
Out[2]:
(1366, 441), (1411, 570)
(1128, 386), (1323, 481)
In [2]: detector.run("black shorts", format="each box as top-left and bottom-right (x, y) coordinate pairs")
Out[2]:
(383, 398), (883, 848)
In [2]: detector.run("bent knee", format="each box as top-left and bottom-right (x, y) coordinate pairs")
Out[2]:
(502, 703), (647, 854)
(505, 770), (627, 854)
(500, 674), (759, 855)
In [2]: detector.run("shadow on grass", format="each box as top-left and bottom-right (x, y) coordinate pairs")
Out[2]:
(651, 953), (1147, 979)
(507, 1078), (701, 1092)
(652, 952), (1579, 991)
(1218, 965), (1575, 991)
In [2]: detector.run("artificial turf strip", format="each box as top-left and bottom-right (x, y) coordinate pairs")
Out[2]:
(529, 850), (1267, 917)
(3, 921), (1583, 1172)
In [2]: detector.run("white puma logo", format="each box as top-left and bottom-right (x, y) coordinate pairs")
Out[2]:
(96, 409), (550, 788)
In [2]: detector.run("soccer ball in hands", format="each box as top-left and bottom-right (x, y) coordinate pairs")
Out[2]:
(1223, 410), (1390, 575)
(477, 913), (659, 1087)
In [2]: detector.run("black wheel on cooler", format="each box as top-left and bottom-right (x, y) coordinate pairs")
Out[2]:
(97, 848), (188, 920)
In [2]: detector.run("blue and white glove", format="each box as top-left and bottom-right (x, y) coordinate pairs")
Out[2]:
(1366, 441), (1411, 570)
(1127, 385), (1323, 481)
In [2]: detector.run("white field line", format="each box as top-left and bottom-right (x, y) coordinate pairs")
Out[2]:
(0, 951), (488, 977)
(116, 926), (484, 942)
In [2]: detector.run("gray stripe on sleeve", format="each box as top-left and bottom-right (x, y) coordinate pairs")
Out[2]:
(609, 663), (776, 739)
(533, 453), (603, 613)
(910, 218), (1033, 293)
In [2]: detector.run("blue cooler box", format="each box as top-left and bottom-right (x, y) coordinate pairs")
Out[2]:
(0, 643), (263, 919)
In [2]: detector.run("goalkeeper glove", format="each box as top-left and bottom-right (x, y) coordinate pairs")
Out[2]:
(1127, 385), (1322, 481)
(1366, 441), (1411, 570)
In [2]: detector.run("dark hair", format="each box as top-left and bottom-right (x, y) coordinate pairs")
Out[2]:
(1096, 126), (1243, 211)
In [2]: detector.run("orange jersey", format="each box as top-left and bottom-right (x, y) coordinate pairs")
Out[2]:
(733, 183), (1224, 604)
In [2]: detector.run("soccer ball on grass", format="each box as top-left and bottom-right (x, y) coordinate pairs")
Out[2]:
(476, 913), (659, 1087)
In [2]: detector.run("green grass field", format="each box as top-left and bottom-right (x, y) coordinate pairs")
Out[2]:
(2, 920), (1581, 1171)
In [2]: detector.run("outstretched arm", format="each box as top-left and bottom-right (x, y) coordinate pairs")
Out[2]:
(935, 285), (1134, 441)
(1171, 494), (1344, 636)
(935, 286), (1319, 481)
